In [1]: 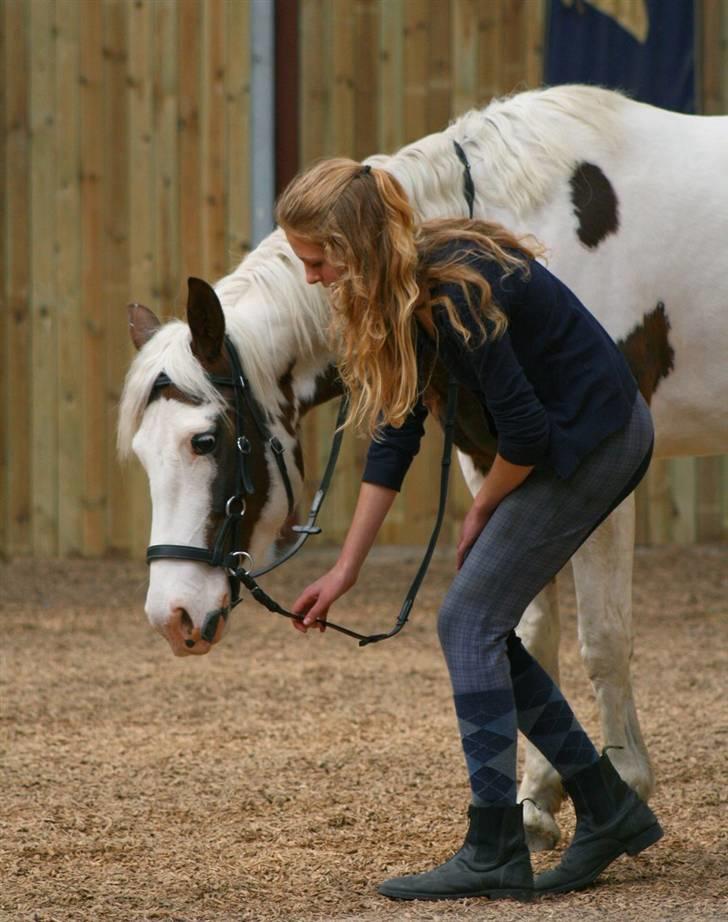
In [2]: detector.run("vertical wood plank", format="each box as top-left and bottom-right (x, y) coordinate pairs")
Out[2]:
(30, 0), (59, 555)
(103, 0), (131, 555)
(0, 0), (7, 556)
(403, 0), (428, 144)
(201, 0), (227, 280)
(354, 0), (379, 161)
(80, 0), (106, 555)
(3, 0), (33, 555)
(226, 0), (251, 263)
(477, 0), (503, 103)
(428, 0), (452, 132)
(330, 0), (355, 154)
(453, 0), (478, 115)
(669, 457), (697, 545)
(646, 458), (672, 546)
(300, 0), (328, 164)
(128, 0), (155, 557)
(696, 457), (725, 542)
(179, 0), (203, 280)
(55, 0), (83, 555)
(152, 0), (180, 311)
(524, 0), (545, 87)
(500, 0), (529, 95)
(378, 0), (403, 153)
(701, 0), (723, 114)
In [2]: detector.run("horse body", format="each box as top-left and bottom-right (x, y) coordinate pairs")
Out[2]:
(119, 85), (728, 847)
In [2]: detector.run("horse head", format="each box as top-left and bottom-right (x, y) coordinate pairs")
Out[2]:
(122, 277), (304, 656)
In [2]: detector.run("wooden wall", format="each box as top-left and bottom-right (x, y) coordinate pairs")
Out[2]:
(297, 0), (728, 548)
(1, 0), (726, 559)
(1, 0), (251, 558)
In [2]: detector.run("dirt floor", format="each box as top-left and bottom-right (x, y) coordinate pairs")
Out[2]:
(1, 545), (726, 922)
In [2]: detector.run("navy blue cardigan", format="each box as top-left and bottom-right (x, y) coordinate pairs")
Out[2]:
(362, 243), (638, 491)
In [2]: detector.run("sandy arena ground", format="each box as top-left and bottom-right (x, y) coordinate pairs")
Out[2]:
(1, 545), (726, 922)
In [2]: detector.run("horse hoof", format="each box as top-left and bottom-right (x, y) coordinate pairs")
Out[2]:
(523, 799), (561, 852)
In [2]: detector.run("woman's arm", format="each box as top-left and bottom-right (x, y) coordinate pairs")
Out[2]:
(291, 482), (397, 632)
(456, 453), (534, 570)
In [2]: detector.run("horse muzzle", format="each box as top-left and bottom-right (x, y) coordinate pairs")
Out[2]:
(158, 604), (229, 656)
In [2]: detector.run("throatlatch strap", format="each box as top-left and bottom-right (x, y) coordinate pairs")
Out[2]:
(452, 139), (475, 219)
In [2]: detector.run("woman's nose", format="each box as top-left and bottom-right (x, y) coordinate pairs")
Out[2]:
(305, 267), (320, 285)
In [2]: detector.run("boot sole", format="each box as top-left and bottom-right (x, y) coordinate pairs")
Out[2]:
(378, 886), (534, 902)
(537, 821), (664, 894)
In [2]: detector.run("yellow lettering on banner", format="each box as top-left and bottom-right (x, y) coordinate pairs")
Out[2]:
(561, 0), (649, 44)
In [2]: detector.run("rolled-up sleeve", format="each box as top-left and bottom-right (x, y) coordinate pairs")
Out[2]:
(361, 398), (428, 491)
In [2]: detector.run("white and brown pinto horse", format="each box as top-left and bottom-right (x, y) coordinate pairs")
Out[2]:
(118, 86), (728, 849)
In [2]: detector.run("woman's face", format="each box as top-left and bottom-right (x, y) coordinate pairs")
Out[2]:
(286, 232), (342, 288)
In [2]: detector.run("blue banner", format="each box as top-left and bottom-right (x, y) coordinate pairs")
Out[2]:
(545, 0), (696, 113)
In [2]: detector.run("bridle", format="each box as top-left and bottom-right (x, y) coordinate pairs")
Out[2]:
(144, 140), (473, 646)
(144, 333), (457, 646)
(145, 336), (343, 613)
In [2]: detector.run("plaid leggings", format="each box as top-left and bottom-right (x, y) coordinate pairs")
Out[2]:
(438, 394), (654, 800)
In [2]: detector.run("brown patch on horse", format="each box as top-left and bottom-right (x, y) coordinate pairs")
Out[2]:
(300, 364), (345, 415)
(276, 363), (298, 439)
(570, 162), (619, 249)
(618, 301), (675, 403)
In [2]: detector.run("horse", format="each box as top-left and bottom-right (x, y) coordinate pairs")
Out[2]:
(118, 85), (728, 850)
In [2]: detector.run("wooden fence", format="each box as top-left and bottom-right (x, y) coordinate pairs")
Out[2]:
(1, 0), (726, 559)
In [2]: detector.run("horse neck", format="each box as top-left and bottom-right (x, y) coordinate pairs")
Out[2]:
(216, 229), (337, 410)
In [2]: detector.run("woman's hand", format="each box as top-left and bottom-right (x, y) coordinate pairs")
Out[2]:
(291, 564), (356, 634)
(456, 502), (493, 571)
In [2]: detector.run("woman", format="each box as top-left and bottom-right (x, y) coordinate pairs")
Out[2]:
(275, 158), (662, 902)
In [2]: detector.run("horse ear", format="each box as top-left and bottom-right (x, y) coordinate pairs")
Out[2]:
(128, 303), (161, 351)
(187, 277), (225, 363)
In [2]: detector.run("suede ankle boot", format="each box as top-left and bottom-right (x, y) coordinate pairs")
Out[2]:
(536, 752), (663, 894)
(377, 802), (533, 902)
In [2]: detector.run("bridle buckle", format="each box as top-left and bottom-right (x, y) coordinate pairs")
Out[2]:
(228, 550), (254, 576)
(225, 495), (247, 518)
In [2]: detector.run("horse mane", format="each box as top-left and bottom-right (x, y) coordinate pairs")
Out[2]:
(375, 83), (626, 219)
(120, 84), (627, 455)
(118, 230), (332, 457)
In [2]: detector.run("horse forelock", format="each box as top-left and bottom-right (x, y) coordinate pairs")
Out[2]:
(117, 322), (228, 458)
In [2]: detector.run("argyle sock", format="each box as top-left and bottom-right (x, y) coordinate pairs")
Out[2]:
(507, 632), (599, 779)
(454, 688), (518, 805)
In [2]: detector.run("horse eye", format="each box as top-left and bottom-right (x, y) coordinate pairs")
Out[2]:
(191, 433), (216, 455)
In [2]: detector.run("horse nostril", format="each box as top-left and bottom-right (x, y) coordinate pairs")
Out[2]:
(175, 607), (196, 647)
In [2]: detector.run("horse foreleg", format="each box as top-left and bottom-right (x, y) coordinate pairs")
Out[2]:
(516, 581), (566, 851)
(570, 494), (654, 800)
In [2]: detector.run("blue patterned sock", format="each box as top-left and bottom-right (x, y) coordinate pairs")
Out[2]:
(454, 688), (518, 805)
(507, 632), (599, 779)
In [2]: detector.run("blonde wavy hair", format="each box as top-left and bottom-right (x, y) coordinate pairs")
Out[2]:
(275, 157), (542, 437)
